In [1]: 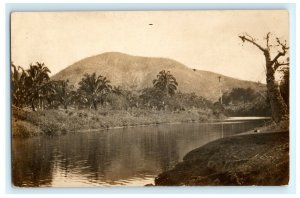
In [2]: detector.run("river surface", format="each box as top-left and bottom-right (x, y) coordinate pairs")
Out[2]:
(12, 117), (269, 187)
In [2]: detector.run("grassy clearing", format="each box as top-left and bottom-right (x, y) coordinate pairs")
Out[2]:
(12, 107), (213, 138)
(155, 131), (289, 186)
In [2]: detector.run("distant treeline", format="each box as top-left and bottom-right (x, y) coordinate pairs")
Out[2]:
(221, 87), (271, 116)
(220, 69), (289, 117)
(11, 62), (212, 112)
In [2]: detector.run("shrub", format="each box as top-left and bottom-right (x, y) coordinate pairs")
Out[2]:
(40, 117), (68, 136)
(41, 122), (60, 136)
(12, 119), (41, 138)
(12, 107), (27, 121)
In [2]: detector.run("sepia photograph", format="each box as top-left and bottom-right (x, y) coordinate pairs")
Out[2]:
(11, 10), (290, 187)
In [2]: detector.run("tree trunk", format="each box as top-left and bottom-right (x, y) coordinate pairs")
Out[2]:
(31, 100), (36, 111)
(41, 99), (44, 111)
(93, 101), (98, 110)
(266, 61), (289, 123)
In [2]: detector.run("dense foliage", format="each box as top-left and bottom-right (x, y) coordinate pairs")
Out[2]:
(11, 62), (52, 111)
(12, 62), (283, 118)
(11, 64), (212, 112)
(221, 87), (271, 116)
(280, 68), (289, 108)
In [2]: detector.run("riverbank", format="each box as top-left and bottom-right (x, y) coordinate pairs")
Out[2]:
(154, 129), (289, 186)
(12, 107), (213, 138)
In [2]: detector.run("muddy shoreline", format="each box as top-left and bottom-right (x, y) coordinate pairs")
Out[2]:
(154, 130), (289, 186)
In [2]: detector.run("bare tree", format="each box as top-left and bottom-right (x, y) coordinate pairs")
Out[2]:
(239, 32), (289, 123)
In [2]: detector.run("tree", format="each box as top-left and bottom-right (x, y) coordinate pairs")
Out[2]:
(140, 87), (166, 110)
(52, 80), (76, 109)
(11, 63), (27, 108)
(112, 86), (123, 96)
(39, 81), (57, 109)
(222, 88), (258, 105)
(78, 73), (112, 110)
(280, 68), (289, 108)
(239, 33), (289, 123)
(153, 70), (178, 96)
(222, 87), (271, 116)
(24, 62), (51, 111)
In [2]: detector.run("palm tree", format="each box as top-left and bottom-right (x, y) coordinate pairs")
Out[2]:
(11, 62), (27, 108)
(25, 62), (51, 111)
(39, 81), (58, 109)
(78, 73), (112, 110)
(112, 86), (123, 96)
(153, 70), (178, 96)
(50, 80), (75, 109)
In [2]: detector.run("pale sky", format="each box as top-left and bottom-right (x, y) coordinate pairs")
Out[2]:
(11, 10), (289, 83)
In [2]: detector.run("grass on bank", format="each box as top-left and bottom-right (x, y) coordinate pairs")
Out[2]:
(12, 106), (213, 138)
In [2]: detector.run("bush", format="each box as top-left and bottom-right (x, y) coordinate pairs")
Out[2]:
(41, 122), (60, 136)
(12, 107), (27, 121)
(41, 121), (68, 136)
(12, 119), (41, 138)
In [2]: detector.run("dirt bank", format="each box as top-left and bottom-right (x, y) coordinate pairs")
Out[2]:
(155, 131), (289, 186)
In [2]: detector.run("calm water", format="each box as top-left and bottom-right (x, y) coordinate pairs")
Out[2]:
(12, 117), (269, 187)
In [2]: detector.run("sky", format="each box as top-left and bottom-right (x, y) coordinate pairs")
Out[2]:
(11, 10), (289, 83)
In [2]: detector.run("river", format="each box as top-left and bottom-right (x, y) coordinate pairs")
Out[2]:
(12, 117), (270, 187)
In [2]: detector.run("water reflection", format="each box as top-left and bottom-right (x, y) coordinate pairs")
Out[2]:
(12, 119), (267, 187)
(12, 137), (55, 187)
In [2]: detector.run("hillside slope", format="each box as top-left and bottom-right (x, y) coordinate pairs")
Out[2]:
(52, 52), (263, 101)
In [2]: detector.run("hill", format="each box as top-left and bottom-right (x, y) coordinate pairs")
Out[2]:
(52, 52), (264, 101)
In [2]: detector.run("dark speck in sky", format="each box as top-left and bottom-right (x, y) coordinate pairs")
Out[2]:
(149, 24), (153, 26)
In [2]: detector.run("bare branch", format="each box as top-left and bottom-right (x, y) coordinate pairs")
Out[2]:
(276, 38), (289, 50)
(271, 38), (289, 64)
(245, 33), (256, 41)
(265, 32), (271, 49)
(272, 52), (285, 64)
(238, 34), (266, 52)
(274, 60), (289, 71)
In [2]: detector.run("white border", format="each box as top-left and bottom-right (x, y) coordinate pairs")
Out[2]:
(1, 1), (298, 197)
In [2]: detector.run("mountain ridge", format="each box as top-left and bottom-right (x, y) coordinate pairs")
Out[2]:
(52, 52), (264, 101)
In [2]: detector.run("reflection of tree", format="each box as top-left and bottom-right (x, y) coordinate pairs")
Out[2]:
(154, 128), (180, 172)
(12, 138), (55, 187)
(73, 128), (181, 184)
(85, 136), (114, 180)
